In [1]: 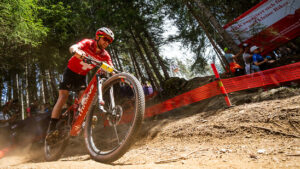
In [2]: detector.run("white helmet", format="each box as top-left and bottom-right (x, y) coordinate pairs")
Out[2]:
(96, 27), (114, 43)
(250, 45), (259, 53)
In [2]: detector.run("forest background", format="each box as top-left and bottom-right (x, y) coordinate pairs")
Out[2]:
(0, 0), (263, 112)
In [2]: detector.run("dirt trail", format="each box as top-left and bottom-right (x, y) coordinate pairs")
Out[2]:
(0, 88), (300, 169)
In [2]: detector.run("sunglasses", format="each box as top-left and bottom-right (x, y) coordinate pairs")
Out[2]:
(99, 35), (112, 43)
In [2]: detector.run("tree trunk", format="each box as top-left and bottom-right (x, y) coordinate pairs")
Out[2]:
(41, 68), (49, 104)
(143, 30), (170, 79)
(129, 51), (139, 79)
(19, 75), (25, 120)
(40, 76), (46, 104)
(7, 75), (12, 101)
(48, 69), (58, 101)
(29, 63), (38, 101)
(12, 73), (18, 99)
(135, 31), (164, 85)
(192, 0), (240, 53)
(129, 48), (146, 82)
(25, 62), (30, 108)
(113, 48), (124, 72)
(16, 74), (20, 101)
(45, 69), (54, 104)
(107, 48), (119, 69)
(185, 1), (227, 70)
(129, 28), (159, 91)
(0, 77), (3, 106)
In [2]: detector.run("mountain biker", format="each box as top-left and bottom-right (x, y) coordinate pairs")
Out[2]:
(47, 27), (115, 140)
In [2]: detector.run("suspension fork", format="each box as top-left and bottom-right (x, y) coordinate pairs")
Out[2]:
(96, 74), (116, 113)
(96, 74), (106, 113)
(109, 84), (116, 115)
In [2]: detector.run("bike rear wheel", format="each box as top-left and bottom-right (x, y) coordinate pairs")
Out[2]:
(84, 73), (145, 163)
(44, 110), (72, 161)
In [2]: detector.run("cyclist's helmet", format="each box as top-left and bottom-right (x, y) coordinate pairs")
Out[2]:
(96, 27), (114, 43)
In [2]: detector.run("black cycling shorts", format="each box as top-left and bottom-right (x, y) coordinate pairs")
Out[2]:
(59, 67), (87, 91)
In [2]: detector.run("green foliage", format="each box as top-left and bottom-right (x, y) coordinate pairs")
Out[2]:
(0, 0), (264, 103)
(161, 0), (208, 73)
(0, 0), (48, 46)
(202, 0), (261, 25)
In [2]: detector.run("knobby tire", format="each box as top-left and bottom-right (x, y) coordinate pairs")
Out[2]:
(84, 73), (145, 163)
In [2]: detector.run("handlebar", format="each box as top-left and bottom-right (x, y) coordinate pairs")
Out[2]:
(82, 55), (120, 74)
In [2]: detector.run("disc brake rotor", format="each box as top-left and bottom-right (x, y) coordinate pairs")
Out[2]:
(107, 105), (123, 126)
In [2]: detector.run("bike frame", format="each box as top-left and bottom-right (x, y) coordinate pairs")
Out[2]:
(69, 64), (114, 136)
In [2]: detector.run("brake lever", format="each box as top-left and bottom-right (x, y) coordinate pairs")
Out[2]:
(82, 56), (92, 64)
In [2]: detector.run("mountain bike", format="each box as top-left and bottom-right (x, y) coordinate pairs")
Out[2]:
(44, 56), (145, 163)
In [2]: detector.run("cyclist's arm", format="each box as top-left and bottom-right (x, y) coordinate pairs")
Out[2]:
(69, 44), (86, 60)
(253, 55), (268, 66)
(232, 48), (243, 62)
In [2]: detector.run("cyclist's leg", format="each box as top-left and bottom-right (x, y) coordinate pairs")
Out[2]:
(48, 67), (74, 130)
(72, 74), (87, 106)
(48, 90), (69, 133)
(48, 67), (85, 133)
(51, 90), (69, 119)
(76, 75), (87, 99)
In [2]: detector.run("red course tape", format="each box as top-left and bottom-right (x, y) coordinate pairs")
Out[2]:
(145, 62), (300, 117)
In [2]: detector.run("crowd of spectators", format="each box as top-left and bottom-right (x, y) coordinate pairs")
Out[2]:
(224, 41), (299, 76)
(0, 99), (51, 125)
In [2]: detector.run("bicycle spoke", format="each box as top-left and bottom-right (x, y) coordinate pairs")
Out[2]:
(113, 124), (120, 144)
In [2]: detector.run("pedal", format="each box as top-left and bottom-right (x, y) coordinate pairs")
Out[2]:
(46, 130), (60, 145)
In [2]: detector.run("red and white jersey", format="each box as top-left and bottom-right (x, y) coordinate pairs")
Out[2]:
(67, 39), (113, 75)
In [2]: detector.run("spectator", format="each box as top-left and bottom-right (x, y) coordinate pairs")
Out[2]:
(224, 47), (244, 76)
(43, 103), (51, 113)
(250, 46), (275, 71)
(148, 85), (154, 95)
(0, 111), (11, 128)
(242, 43), (260, 74)
(242, 43), (252, 74)
(143, 83), (149, 96)
(1, 99), (21, 123)
(26, 101), (39, 117)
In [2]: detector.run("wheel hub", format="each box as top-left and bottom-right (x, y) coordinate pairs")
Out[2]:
(107, 105), (123, 126)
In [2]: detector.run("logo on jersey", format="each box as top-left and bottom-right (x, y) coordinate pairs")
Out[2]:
(80, 61), (94, 70)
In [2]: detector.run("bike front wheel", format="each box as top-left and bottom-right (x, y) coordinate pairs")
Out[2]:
(84, 73), (145, 163)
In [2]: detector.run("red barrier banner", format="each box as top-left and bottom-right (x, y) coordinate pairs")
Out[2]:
(222, 62), (300, 93)
(223, 0), (300, 55)
(145, 81), (221, 118)
(145, 62), (300, 117)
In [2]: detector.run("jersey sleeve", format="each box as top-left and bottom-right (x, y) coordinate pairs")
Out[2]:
(103, 50), (113, 66)
(76, 39), (93, 49)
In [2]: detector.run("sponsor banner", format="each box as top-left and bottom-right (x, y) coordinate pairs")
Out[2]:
(224, 0), (300, 54)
